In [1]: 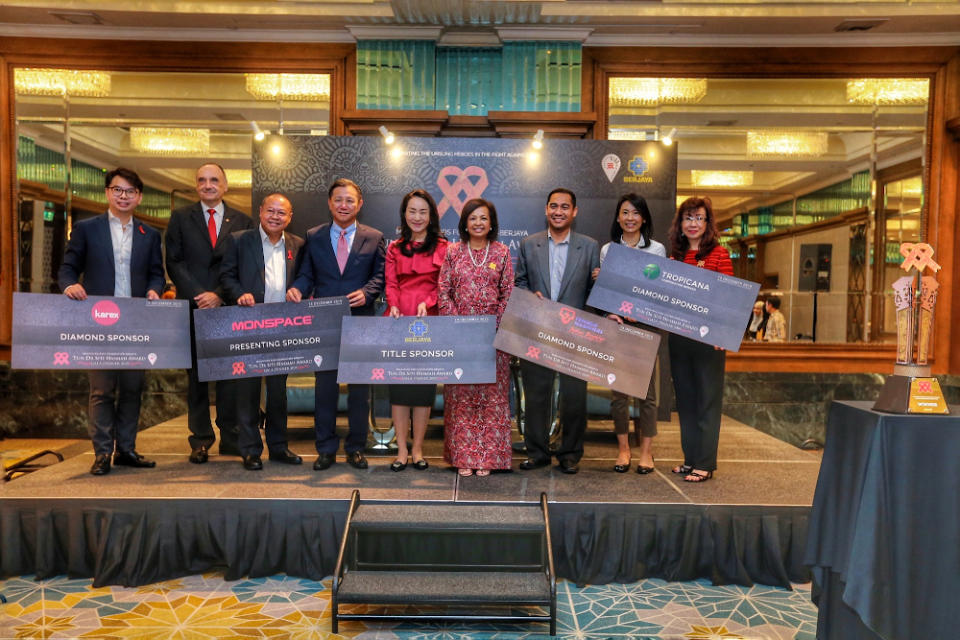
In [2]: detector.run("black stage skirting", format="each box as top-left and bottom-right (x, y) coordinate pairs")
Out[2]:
(2, 498), (809, 589)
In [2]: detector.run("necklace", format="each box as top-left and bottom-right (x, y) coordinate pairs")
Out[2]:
(620, 234), (643, 249)
(468, 241), (490, 267)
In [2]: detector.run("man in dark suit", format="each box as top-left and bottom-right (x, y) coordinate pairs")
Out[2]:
(515, 187), (600, 474)
(165, 163), (254, 463)
(287, 178), (386, 471)
(219, 193), (304, 471)
(58, 167), (165, 476)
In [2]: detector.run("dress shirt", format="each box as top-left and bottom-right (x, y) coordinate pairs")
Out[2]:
(260, 226), (286, 303)
(205, 202), (224, 237)
(330, 222), (357, 256)
(547, 230), (570, 301)
(107, 211), (133, 297)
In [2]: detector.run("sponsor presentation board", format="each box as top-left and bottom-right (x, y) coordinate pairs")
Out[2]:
(12, 292), (190, 370)
(337, 315), (497, 384)
(193, 297), (349, 381)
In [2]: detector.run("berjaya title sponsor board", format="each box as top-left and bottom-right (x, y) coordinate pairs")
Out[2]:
(587, 244), (760, 352)
(12, 292), (190, 370)
(193, 297), (350, 381)
(493, 288), (660, 396)
(337, 315), (497, 384)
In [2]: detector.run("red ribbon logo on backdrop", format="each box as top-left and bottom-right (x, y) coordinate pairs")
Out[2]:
(436, 166), (489, 217)
(526, 346), (540, 359)
(53, 352), (70, 365)
(899, 242), (941, 273)
(371, 368), (385, 380)
(558, 308), (576, 325)
(231, 361), (246, 376)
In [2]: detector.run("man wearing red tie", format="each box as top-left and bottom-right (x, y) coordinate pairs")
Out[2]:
(165, 163), (253, 463)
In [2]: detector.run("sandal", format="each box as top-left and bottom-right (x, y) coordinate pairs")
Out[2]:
(475, 469), (490, 477)
(458, 468), (473, 477)
(672, 464), (693, 475)
(683, 470), (713, 483)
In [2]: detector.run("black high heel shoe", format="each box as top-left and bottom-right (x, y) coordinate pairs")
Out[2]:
(390, 459), (407, 472)
(636, 458), (655, 474)
(613, 459), (631, 473)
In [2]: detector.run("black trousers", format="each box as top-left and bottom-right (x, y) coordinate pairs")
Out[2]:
(236, 374), (290, 457)
(668, 333), (726, 472)
(186, 311), (238, 451)
(520, 360), (588, 464)
(313, 370), (368, 455)
(87, 369), (145, 456)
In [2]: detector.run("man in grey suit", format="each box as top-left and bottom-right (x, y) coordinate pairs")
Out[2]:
(165, 163), (254, 463)
(219, 193), (304, 471)
(515, 188), (600, 474)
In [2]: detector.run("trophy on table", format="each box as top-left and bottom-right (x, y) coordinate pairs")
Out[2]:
(873, 242), (949, 414)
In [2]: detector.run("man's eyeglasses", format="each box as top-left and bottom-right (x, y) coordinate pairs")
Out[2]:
(682, 214), (706, 223)
(109, 186), (139, 197)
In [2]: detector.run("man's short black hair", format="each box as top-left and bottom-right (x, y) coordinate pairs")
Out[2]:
(766, 296), (782, 310)
(546, 187), (576, 208)
(328, 177), (363, 199)
(105, 167), (143, 192)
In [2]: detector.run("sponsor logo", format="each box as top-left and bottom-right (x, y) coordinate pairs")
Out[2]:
(231, 361), (246, 375)
(643, 263), (661, 279)
(558, 308), (576, 325)
(231, 315), (312, 331)
(91, 300), (121, 326)
(601, 154), (621, 182)
(624, 156), (653, 184)
(53, 352), (70, 365)
(371, 368), (385, 380)
(409, 319), (429, 338)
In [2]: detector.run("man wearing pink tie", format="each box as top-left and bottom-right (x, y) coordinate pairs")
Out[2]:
(287, 178), (386, 471)
(165, 163), (254, 463)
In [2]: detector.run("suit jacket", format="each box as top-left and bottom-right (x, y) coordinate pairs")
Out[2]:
(164, 201), (254, 305)
(514, 229), (599, 309)
(58, 213), (164, 297)
(219, 227), (305, 305)
(291, 222), (386, 316)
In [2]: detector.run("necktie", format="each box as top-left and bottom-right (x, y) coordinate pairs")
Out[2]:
(207, 209), (217, 248)
(336, 229), (349, 274)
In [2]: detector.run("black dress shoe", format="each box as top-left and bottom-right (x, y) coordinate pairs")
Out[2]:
(90, 454), (111, 476)
(243, 455), (263, 471)
(113, 451), (156, 468)
(559, 459), (579, 474)
(346, 451), (368, 470)
(519, 458), (550, 471)
(613, 462), (630, 473)
(412, 459), (429, 471)
(313, 453), (335, 471)
(268, 449), (303, 465)
(189, 446), (209, 464)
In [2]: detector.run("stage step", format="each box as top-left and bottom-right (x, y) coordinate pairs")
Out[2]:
(332, 491), (556, 636)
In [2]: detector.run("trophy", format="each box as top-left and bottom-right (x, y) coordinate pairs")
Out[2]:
(873, 242), (949, 414)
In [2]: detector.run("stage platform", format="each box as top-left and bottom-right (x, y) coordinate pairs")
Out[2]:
(2, 413), (819, 591)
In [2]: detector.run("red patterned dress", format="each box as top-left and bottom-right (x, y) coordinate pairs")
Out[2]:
(438, 241), (514, 470)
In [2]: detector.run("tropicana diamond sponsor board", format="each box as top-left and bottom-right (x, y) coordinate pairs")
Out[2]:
(12, 292), (190, 369)
(336, 315), (497, 384)
(193, 297), (349, 381)
(587, 244), (759, 351)
(493, 288), (660, 396)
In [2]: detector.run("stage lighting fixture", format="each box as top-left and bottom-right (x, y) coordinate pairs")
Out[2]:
(661, 128), (677, 146)
(378, 125), (395, 145)
(532, 129), (544, 150)
(251, 122), (266, 142)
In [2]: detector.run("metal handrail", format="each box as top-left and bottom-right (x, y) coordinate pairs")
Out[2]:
(331, 488), (361, 633)
(539, 492), (557, 636)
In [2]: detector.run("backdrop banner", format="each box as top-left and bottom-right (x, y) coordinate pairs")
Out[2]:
(494, 288), (660, 396)
(12, 292), (190, 370)
(337, 315), (497, 384)
(588, 244), (760, 351)
(193, 297), (349, 381)
(253, 135), (678, 258)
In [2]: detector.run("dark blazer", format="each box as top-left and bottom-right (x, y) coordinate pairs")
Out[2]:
(164, 201), (254, 304)
(514, 229), (600, 309)
(290, 222), (386, 316)
(219, 227), (305, 305)
(58, 213), (164, 297)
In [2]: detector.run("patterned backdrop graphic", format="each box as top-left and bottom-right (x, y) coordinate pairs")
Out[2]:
(252, 136), (678, 255)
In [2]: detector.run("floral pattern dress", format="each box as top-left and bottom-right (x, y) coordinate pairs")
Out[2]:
(438, 241), (514, 470)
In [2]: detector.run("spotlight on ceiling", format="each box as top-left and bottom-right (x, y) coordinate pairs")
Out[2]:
(378, 125), (395, 145)
(661, 128), (677, 146)
(532, 129), (545, 150)
(250, 121), (266, 142)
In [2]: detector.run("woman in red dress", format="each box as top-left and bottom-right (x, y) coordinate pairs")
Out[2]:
(667, 197), (734, 483)
(384, 189), (448, 472)
(438, 198), (514, 477)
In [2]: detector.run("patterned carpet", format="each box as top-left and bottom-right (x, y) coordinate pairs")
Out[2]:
(1, 572), (817, 639)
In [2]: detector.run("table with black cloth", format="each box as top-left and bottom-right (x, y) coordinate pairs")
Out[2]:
(804, 400), (958, 639)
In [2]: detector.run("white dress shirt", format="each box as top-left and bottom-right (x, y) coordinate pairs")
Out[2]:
(260, 226), (287, 304)
(108, 211), (133, 297)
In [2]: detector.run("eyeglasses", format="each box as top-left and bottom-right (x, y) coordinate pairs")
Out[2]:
(109, 186), (139, 197)
(682, 214), (706, 223)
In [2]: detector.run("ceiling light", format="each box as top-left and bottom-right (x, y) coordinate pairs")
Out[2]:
(691, 170), (754, 188)
(532, 129), (544, 150)
(14, 68), (111, 97)
(609, 78), (707, 106)
(129, 127), (210, 156)
(378, 125), (395, 145)
(245, 73), (330, 101)
(845, 78), (929, 105)
(747, 131), (828, 158)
